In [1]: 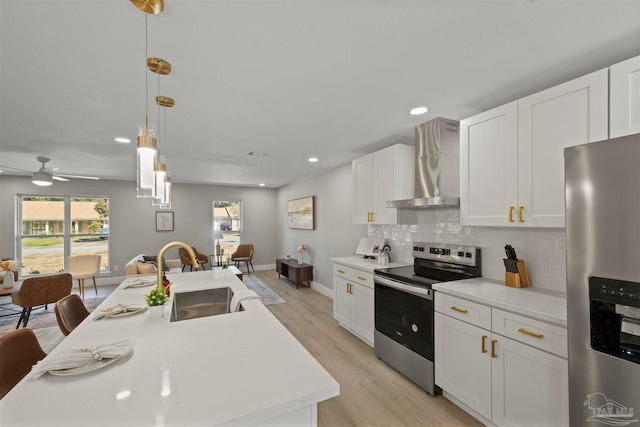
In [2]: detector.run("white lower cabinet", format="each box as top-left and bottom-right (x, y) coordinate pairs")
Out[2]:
(435, 293), (568, 427)
(333, 263), (374, 346)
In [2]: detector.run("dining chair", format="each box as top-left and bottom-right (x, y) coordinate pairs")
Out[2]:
(0, 328), (47, 399)
(178, 247), (209, 271)
(68, 254), (101, 299)
(231, 244), (255, 275)
(11, 273), (73, 329)
(54, 294), (90, 336)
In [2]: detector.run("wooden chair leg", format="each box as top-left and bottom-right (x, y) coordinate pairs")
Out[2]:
(81, 278), (85, 300)
(92, 276), (98, 295)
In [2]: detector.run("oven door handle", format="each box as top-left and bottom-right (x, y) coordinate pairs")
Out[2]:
(374, 275), (433, 300)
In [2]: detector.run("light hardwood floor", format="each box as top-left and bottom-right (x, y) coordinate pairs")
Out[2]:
(254, 270), (483, 427)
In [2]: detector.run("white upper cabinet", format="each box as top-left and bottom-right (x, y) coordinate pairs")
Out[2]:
(352, 144), (414, 224)
(461, 69), (608, 227)
(610, 55), (640, 138)
(518, 69), (608, 227)
(460, 102), (519, 226)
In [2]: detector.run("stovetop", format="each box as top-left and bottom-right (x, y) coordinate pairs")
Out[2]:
(374, 242), (481, 289)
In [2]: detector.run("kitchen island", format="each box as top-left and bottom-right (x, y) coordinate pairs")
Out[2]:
(0, 269), (339, 426)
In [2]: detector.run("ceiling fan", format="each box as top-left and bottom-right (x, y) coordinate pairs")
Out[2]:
(0, 156), (100, 186)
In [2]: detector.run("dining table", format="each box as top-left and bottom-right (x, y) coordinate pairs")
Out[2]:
(0, 269), (339, 426)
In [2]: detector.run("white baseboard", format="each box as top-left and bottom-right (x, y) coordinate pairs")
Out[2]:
(310, 281), (333, 299)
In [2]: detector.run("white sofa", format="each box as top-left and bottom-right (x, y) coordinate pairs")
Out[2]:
(125, 254), (182, 277)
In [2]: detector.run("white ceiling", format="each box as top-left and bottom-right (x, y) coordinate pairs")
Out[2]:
(1, 0), (639, 188)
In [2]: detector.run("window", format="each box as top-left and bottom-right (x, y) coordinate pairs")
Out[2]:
(18, 195), (109, 276)
(212, 200), (242, 262)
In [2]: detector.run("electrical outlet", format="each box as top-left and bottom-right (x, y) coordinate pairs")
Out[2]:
(557, 237), (566, 252)
(113, 265), (119, 272)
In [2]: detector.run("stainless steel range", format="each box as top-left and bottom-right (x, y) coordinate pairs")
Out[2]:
(373, 242), (481, 395)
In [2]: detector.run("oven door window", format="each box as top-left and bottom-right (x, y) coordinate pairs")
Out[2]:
(375, 283), (433, 360)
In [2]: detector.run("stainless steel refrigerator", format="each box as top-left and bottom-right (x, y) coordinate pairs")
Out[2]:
(565, 134), (640, 426)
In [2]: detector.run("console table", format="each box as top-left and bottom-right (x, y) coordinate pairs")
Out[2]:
(276, 259), (313, 289)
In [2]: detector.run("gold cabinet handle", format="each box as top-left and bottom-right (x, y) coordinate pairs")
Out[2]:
(357, 276), (367, 281)
(337, 269), (346, 274)
(450, 306), (468, 314)
(491, 339), (498, 358)
(367, 212), (374, 222)
(481, 335), (488, 353)
(518, 328), (544, 339)
(508, 206), (515, 222)
(518, 206), (524, 223)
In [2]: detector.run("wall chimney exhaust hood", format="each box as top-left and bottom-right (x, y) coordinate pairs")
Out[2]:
(386, 117), (460, 209)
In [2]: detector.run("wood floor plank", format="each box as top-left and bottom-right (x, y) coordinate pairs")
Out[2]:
(255, 270), (483, 427)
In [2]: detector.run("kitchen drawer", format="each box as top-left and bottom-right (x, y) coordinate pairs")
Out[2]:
(435, 293), (491, 330)
(492, 309), (567, 358)
(333, 264), (374, 289)
(333, 264), (350, 279)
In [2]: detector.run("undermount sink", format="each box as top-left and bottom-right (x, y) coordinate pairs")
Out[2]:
(170, 287), (235, 322)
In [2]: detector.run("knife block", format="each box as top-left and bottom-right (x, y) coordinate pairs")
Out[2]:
(505, 260), (530, 288)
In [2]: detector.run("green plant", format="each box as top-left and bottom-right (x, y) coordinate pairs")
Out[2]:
(145, 287), (168, 306)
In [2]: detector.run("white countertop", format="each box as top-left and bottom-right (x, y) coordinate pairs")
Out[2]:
(0, 270), (339, 426)
(432, 278), (567, 327)
(330, 256), (411, 272)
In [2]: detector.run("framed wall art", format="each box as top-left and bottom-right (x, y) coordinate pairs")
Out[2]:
(287, 196), (315, 230)
(156, 211), (174, 231)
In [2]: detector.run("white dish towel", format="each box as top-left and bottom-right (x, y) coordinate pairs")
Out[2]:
(230, 290), (260, 313)
(31, 340), (135, 378)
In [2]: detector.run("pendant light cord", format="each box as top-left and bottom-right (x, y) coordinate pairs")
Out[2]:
(145, 12), (149, 131)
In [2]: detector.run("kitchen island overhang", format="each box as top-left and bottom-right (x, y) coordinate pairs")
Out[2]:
(0, 269), (339, 426)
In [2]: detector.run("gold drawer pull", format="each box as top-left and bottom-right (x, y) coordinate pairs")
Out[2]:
(337, 269), (346, 274)
(367, 212), (374, 222)
(450, 306), (468, 314)
(491, 339), (497, 358)
(357, 276), (367, 281)
(518, 328), (544, 339)
(481, 335), (488, 353)
(518, 206), (524, 223)
(508, 206), (515, 223)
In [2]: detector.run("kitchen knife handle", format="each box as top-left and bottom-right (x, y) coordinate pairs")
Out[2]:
(450, 306), (468, 314)
(508, 206), (515, 223)
(518, 328), (544, 339)
(481, 335), (488, 353)
(491, 339), (498, 358)
(518, 206), (524, 223)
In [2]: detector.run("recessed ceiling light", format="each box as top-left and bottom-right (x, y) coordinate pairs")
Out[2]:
(308, 157), (319, 163)
(258, 183), (265, 187)
(115, 137), (131, 143)
(409, 106), (429, 116)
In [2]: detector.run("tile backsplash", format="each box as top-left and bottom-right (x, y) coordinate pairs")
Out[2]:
(369, 209), (567, 294)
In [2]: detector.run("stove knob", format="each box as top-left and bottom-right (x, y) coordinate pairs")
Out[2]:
(411, 324), (418, 333)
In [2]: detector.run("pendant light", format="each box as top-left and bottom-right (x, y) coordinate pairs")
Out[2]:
(151, 60), (173, 208)
(133, 6), (161, 198)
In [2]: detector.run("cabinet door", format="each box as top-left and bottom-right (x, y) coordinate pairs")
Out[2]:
(372, 146), (399, 224)
(351, 282), (374, 344)
(352, 154), (373, 224)
(460, 102), (519, 226)
(435, 313), (492, 419)
(333, 276), (352, 327)
(518, 69), (608, 227)
(492, 336), (569, 427)
(610, 55), (640, 138)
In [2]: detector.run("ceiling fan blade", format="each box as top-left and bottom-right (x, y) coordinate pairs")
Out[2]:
(0, 164), (32, 173)
(54, 174), (100, 181)
(52, 175), (70, 182)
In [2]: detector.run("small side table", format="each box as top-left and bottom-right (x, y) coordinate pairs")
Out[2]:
(276, 259), (313, 289)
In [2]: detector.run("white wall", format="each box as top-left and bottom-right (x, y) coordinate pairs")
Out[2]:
(0, 176), (278, 279)
(276, 163), (367, 295)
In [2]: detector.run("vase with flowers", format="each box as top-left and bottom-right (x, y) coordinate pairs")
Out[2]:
(297, 245), (307, 265)
(1, 259), (22, 289)
(145, 286), (169, 319)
